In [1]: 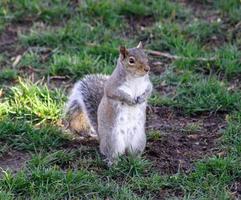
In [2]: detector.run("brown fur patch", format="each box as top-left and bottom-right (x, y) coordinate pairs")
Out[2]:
(69, 112), (91, 135)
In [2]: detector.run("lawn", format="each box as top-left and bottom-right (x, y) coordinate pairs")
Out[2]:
(0, 0), (241, 199)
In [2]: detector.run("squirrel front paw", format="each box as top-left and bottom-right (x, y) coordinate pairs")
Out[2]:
(135, 95), (146, 104)
(125, 96), (139, 106)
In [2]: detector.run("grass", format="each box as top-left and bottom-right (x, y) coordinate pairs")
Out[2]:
(1, 0), (73, 24)
(147, 130), (162, 141)
(223, 113), (241, 157)
(0, 121), (67, 154)
(18, 51), (42, 69)
(186, 19), (223, 43)
(1, 79), (65, 124)
(0, 69), (18, 83)
(149, 69), (241, 113)
(0, 0), (241, 199)
(182, 122), (202, 134)
(49, 52), (113, 78)
(174, 77), (241, 113)
(215, 0), (241, 23)
(215, 44), (241, 78)
(0, 167), (143, 199)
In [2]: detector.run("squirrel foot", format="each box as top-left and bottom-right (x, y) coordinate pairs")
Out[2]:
(103, 158), (117, 167)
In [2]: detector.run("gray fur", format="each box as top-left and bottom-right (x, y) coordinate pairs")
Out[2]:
(97, 55), (153, 164)
(64, 74), (109, 133)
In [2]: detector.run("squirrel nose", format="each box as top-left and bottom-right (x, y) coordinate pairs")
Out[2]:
(144, 66), (150, 72)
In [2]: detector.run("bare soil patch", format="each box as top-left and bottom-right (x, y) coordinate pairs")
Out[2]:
(0, 24), (29, 67)
(230, 179), (241, 199)
(146, 106), (226, 174)
(0, 151), (30, 175)
(127, 15), (155, 30)
(0, 25), (18, 53)
(124, 15), (155, 38)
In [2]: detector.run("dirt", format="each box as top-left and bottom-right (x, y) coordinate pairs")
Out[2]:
(0, 24), (29, 57)
(0, 151), (30, 175)
(145, 106), (226, 174)
(126, 15), (155, 30)
(0, 25), (18, 53)
(124, 15), (155, 39)
(230, 179), (241, 199)
(158, 188), (183, 200)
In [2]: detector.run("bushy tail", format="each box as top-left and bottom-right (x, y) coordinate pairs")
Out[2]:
(64, 74), (109, 136)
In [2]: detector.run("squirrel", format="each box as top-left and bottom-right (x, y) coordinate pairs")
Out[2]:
(97, 42), (153, 165)
(64, 42), (152, 165)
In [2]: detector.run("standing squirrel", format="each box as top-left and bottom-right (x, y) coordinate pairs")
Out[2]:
(64, 42), (152, 164)
(98, 42), (153, 164)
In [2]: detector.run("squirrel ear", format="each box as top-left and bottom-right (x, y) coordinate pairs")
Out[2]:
(137, 41), (143, 49)
(119, 46), (128, 59)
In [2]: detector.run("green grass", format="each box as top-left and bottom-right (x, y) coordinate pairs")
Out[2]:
(215, 0), (241, 23)
(181, 122), (202, 134)
(0, 0), (241, 199)
(186, 19), (223, 43)
(0, 22), (5, 34)
(149, 93), (175, 107)
(0, 121), (67, 154)
(0, 3), (7, 33)
(49, 52), (114, 78)
(18, 51), (42, 69)
(147, 130), (162, 141)
(118, 0), (188, 20)
(0, 69), (18, 83)
(27, 150), (82, 169)
(223, 113), (241, 157)
(1, 0), (73, 24)
(174, 77), (241, 113)
(150, 69), (241, 113)
(215, 44), (241, 78)
(1, 79), (65, 124)
(0, 167), (143, 199)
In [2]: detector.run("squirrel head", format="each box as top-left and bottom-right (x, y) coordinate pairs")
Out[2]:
(119, 42), (150, 77)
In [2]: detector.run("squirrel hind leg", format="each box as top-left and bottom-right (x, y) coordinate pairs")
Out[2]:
(64, 98), (97, 138)
(66, 110), (96, 138)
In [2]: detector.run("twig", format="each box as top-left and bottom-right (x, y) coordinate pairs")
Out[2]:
(0, 89), (3, 98)
(145, 49), (179, 59)
(12, 55), (22, 68)
(49, 75), (70, 80)
(145, 49), (216, 62)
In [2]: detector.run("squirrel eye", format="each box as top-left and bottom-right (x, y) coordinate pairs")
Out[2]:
(128, 57), (135, 65)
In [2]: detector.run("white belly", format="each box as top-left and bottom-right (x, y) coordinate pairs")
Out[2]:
(114, 102), (146, 151)
(113, 75), (149, 153)
(119, 75), (149, 98)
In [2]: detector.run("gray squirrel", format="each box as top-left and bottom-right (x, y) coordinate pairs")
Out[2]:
(64, 42), (153, 164)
